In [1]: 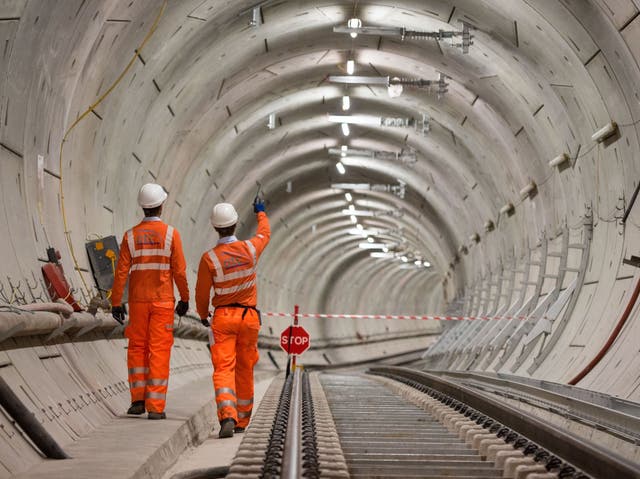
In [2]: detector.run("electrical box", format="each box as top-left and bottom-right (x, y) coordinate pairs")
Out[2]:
(85, 236), (127, 302)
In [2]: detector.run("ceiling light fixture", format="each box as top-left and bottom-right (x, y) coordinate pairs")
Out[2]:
(345, 192), (352, 201)
(346, 59), (355, 75)
(342, 95), (351, 111)
(350, 215), (357, 224)
(370, 252), (395, 259)
(359, 243), (388, 249)
(329, 147), (418, 165)
(341, 123), (350, 136)
(334, 21), (474, 53)
(347, 18), (362, 38)
(329, 73), (448, 99)
(336, 161), (346, 174)
(332, 181), (407, 199)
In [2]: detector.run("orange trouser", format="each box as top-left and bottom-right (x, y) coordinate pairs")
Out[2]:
(210, 307), (260, 427)
(126, 301), (174, 413)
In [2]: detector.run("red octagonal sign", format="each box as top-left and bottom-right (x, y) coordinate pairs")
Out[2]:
(280, 325), (310, 355)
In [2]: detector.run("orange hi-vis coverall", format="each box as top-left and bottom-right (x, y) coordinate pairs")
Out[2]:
(111, 217), (189, 414)
(195, 211), (270, 427)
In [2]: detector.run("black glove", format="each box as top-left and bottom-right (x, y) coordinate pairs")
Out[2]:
(112, 306), (125, 325)
(175, 300), (189, 317)
(201, 318), (210, 327)
(253, 197), (265, 213)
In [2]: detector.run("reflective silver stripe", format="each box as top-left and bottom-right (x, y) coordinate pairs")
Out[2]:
(148, 378), (168, 386)
(208, 250), (225, 282)
(128, 367), (149, 375)
(129, 381), (146, 388)
(127, 230), (135, 255)
(245, 240), (257, 265)
(238, 411), (252, 418)
(216, 400), (237, 409)
(217, 267), (255, 282)
(131, 263), (170, 271)
(215, 387), (236, 397)
(237, 397), (253, 406)
(129, 225), (173, 258)
(214, 278), (256, 296)
(164, 225), (174, 253)
(145, 392), (166, 399)
(208, 248), (256, 283)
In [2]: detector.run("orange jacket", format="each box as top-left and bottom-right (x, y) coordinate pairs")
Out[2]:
(111, 218), (189, 305)
(196, 212), (270, 318)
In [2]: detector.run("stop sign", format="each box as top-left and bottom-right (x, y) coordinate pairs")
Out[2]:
(280, 325), (310, 355)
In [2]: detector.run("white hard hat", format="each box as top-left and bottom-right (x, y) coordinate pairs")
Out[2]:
(211, 203), (238, 228)
(138, 183), (168, 208)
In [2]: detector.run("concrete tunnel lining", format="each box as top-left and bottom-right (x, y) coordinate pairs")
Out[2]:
(1, 3), (640, 475)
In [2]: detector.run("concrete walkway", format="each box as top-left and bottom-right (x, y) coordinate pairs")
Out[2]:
(15, 370), (277, 479)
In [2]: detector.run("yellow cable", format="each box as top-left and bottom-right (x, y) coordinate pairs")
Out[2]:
(58, 1), (168, 303)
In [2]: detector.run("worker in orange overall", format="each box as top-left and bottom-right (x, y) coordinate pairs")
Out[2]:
(111, 183), (190, 420)
(195, 197), (270, 438)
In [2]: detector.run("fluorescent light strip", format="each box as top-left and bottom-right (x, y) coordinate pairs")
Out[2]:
(329, 114), (382, 126)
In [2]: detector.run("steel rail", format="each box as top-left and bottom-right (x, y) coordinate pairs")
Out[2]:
(281, 368), (302, 479)
(370, 366), (640, 479)
(430, 370), (640, 442)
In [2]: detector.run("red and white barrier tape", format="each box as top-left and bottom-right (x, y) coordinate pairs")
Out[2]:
(262, 312), (526, 321)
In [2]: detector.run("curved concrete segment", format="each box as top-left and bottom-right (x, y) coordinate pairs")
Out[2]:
(0, 0), (640, 476)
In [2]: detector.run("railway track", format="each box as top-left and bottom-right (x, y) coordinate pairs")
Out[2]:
(226, 367), (640, 479)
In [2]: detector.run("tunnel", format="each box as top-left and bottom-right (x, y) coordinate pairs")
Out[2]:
(0, 1), (639, 478)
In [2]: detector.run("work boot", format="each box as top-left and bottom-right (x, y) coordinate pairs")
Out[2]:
(127, 400), (145, 415)
(148, 411), (166, 420)
(219, 418), (235, 438)
(234, 426), (245, 433)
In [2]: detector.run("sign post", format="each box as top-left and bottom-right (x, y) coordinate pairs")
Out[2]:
(281, 304), (310, 376)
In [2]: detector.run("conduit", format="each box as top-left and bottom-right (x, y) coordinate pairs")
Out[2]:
(57, 0), (168, 302)
(0, 376), (69, 459)
(18, 302), (74, 318)
(568, 275), (640, 385)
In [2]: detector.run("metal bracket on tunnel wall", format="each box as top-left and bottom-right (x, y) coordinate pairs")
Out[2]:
(527, 211), (593, 374)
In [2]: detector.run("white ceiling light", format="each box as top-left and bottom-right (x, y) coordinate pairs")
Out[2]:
(367, 237), (374, 243)
(329, 73), (449, 98)
(347, 18), (362, 38)
(346, 59), (355, 75)
(342, 95), (351, 111)
(267, 112), (276, 130)
(345, 192), (352, 201)
(356, 223), (364, 231)
(401, 256), (408, 262)
(350, 215), (357, 224)
(382, 247), (389, 253)
(359, 243), (387, 249)
(341, 123), (350, 136)
(329, 147), (418, 166)
(348, 204), (355, 211)
(423, 261), (431, 268)
(370, 252), (395, 259)
(388, 78), (403, 98)
(414, 260), (422, 266)
(336, 161), (346, 174)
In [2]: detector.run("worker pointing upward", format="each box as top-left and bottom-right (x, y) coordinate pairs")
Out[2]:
(196, 196), (270, 438)
(111, 183), (190, 420)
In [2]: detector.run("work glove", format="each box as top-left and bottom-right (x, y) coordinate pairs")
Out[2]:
(253, 197), (265, 213)
(112, 306), (125, 325)
(175, 300), (189, 317)
(200, 318), (210, 328)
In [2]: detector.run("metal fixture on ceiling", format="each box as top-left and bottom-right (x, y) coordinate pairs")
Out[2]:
(334, 21), (474, 53)
(332, 180), (407, 199)
(327, 114), (430, 135)
(328, 147), (418, 166)
(329, 73), (448, 99)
